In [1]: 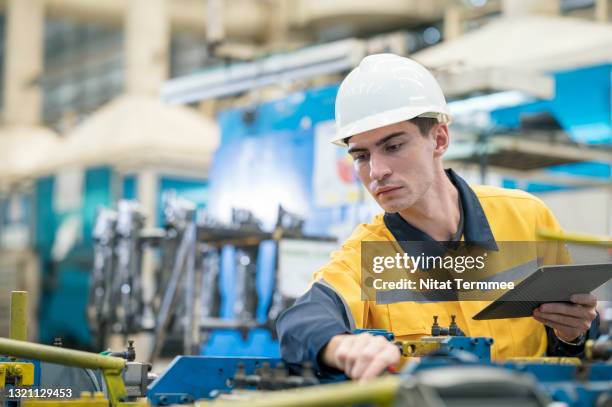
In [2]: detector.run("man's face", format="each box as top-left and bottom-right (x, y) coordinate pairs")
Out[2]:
(347, 121), (438, 213)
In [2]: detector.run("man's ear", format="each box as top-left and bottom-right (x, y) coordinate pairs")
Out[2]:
(432, 124), (450, 157)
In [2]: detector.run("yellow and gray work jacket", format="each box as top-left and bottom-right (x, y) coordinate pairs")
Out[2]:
(276, 169), (598, 374)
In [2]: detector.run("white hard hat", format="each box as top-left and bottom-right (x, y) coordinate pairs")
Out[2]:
(332, 53), (451, 146)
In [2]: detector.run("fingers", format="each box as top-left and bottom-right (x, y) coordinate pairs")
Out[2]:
(533, 309), (594, 332)
(335, 333), (374, 375)
(349, 335), (397, 380)
(533, 311), (585, 331)
(570, 293), (597, 307)
(347, 335), (379, 379)
(536, 318), (582, 341)
(333, 333), (400, 382)
(358, 343), (401, 383)
(533, 313), (582, 341)
(334, 334), (359, 374)
(538, 302), (597, 322)
(534, 296), (598, 343)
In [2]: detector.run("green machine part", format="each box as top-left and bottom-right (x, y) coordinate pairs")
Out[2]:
(0, 337), (128, 406)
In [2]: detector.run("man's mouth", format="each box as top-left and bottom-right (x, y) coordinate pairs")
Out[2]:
(375, 186), (402, 197)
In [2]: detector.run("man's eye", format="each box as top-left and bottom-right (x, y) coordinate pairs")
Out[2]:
(352, 154), (368, 162)
(385, 143), (403, 152)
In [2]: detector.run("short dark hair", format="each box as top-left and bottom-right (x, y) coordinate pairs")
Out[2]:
(343, 116), (439, 145)
(408, 116), (439, 137)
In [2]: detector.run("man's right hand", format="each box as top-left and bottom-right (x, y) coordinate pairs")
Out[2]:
(321, 333), (401, 382)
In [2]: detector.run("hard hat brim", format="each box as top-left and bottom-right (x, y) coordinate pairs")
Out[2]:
(332, 106), (451, 146)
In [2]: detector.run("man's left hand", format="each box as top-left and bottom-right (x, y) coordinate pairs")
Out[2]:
(533, 293), (597, 343)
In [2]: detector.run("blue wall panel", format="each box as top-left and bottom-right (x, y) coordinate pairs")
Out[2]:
(491, 64), (612, 145)
(205, 85), (341, 357)
(491, 64), (612, 185)
(36, 167), (114, 348)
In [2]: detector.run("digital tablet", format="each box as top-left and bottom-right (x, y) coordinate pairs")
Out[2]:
(472, 263), (612, 320)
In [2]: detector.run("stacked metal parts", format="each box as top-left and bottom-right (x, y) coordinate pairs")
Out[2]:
(86, 196), (334, 362)
(87, 202), (148, 351)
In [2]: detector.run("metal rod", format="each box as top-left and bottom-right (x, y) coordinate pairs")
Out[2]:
(195, 376), (400, 407)
(184, 226), (197, 355)
(10, 291), (28, 341)
(537, 228), (612, 247)
(0, 338), (125, 371)
(199, 318), (262, 330)
(150, 221), (197, 363)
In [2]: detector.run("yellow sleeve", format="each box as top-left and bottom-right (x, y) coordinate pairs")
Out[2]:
(313, 239), (370, 329)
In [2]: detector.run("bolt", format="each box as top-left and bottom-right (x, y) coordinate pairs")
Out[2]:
(449, 314), (462, 336)
(431, 315), (441, 336)
(261, 362), (271, 377)
(126, 339), (136, 361)
(274, 362), (287, 379)
(302, 361), (315, 378)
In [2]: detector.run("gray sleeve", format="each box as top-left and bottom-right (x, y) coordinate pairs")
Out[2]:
(275, 281), (354, 373)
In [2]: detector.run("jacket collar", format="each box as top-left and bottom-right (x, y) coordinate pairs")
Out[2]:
(383, 168), (497, 250)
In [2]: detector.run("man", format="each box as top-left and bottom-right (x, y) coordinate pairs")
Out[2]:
(276, 54), (598, 382)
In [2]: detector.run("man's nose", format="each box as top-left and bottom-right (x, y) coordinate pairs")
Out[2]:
(369, 153), (392, 181)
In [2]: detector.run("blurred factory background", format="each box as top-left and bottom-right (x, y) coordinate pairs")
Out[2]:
(0, 0), (610, 366)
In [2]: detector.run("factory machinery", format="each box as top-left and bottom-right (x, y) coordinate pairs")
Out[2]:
(87, 195), (333, 359)
(1, 291), (611, 407)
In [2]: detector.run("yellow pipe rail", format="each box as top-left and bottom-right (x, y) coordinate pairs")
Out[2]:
(537, 228), (612, 248)
(196, 375), (400, 407)
(0, 337), (127, 405)
(10, 291), (28, 341)
(0, 337), (125, 370)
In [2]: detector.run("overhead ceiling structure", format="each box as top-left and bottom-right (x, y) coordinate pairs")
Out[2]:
(41, 95), (219, 174)
(0, 0), (267, 39)
(289, 0), (444, 34)
(36, 0), (220, 177)
(446, 134), (612, 185)
(413, 6), (612, 99)
(162, 38), (369, 104)
(0, 126), (62, 188)
(0, 0), (448, 40)
(415, 0), (612, 185)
